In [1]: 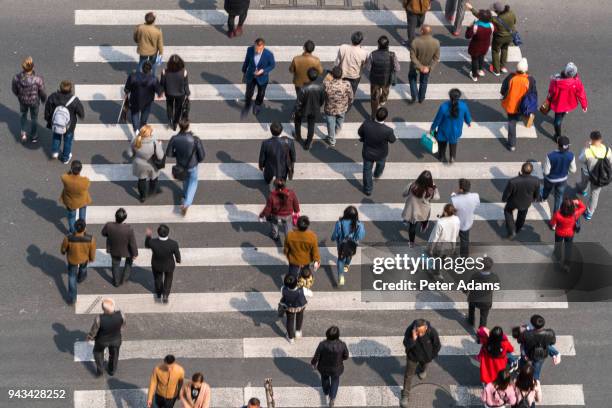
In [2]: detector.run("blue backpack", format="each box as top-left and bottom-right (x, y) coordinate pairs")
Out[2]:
(520, 77), (538, 116)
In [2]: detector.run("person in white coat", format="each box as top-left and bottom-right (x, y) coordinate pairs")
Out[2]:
(427, 203), (460, 278)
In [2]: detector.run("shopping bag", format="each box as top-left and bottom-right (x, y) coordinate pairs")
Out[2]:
(421, 131), (438, 154)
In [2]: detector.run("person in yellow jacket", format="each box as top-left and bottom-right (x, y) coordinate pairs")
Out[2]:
(147, 355), (185, 408)
(500, 58), (530, 151)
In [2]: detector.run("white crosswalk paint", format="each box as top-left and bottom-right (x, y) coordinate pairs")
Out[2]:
(74, 384), (585, 407)
(75, 83), (503, 101)
(80, 162), (543, 182)
(74, 45), (522, 63)
(74, 10), (475, 26)
(75, 121), (537, 141)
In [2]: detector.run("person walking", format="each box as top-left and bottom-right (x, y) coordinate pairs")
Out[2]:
(311, 326), (350, 408)
(129, 125), (164, 202)
(402, 0), (431, 46)
(284, 216), (321, 277)
(477, 326), (514, 384)
(445, 0), (468, 37)
(465, 257), (499, 328)
(224, 0), (250, 38)
(481, 368), (517, 408)
(294, 68), (325, 150)
(545, 62), (588, 141)
(426, 204), (460, 279)
(400, 319), (441, 408)
(241, 38), (276, 116)
(259, 178), (300, 243)
(147, 355), (185, 408)
(500, 58), (531, 151)
(101, 208), (139, 287)
(134, 12), (163, 76)
(517, 314), (556, 381)
(125, 61), (162, 133)
(465, 9), (494, 82)
(323, 66), (353, 147)
(12, 56), (46, 143)
(577, 130), (612, 220)
(542, 136), (576, 213)
(408, 25), (440, 103)
(60, 160), (92, 234)
(86, 298), (126, 377)
(358, 107), (397, 196)
(513, 363), (543, 406)
(280, 273), (312, 344)
(145, 224), (181, 304)
(290, 40), (324, 94)
(335, 31), (368, 97)
(450, 178), (480, 257)
(366, 35), (400, 119)
(44, 80), (85, 163)
(179, 372), (211, 408)
(259, 122), (296, 189)
(160, 54), (191, 131)
(166, 119), (206, 215)
(402, 170), (440, 247)
(242, 398), (261, 408)
(331, 206), (365, 286)
(502, 162), (541, 239)
(61, 219), (96, 304)
(550, 197), (586, 267)
(431, 88), (472, 163)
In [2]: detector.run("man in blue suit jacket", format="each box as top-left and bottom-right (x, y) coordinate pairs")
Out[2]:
(242, 38), (276, 116)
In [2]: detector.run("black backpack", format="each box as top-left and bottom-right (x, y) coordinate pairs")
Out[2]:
(588, 146), (612, 187)
(512, 390), (532, 408)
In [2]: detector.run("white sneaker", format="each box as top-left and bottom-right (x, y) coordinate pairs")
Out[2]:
(338, 275), (345, 286)
(51, 152), (59, 159)
(295, 330), (303, 338)
(287, 335), (295, 344)
(469, 72), (478, 82)
(343, 265), (349, 273)
(478, 70), (485, 77)
(501, 67), (508, 73)
(62, 153), (73, 164)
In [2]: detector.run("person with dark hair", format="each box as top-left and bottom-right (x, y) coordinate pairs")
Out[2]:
(545, 62), (588, 141)
(61, 160), (92, 233)
(331, 206), (366, 286)
(124, 61), (162, 133)
(12, 56), (46, 143)
(465, 9), (494, 82)
(481, 368), (517, 407)
(476, 326), (514, 384)
(500, 58), (532, 151)
(400, 319), (441, 407)
(290, 40), (323, 93)
(427, 203), (460, 267)
(166, 119), (206, 215)
(335, 32), (368, 96)
(44, 80), (85, 163)
(242, 38), (276, 116)
(542, 136), (576, 213)
(577, 131), (611, 220)
(280, 273), (312, 343)
(451, 178), (480, 256)
(465, 257), (499, 327)
(513, 363), (542, 406)
(431, 88), (471, 163)
(86, 298), (126, 377)
(101, 208), (138, 287)
(323, 66), (353, 147)
(284, 215), (320, 277)
(402, 170), (440, 247)
(259, 178), (300, 243)
(161, 54), (191, 131)
(550, 197), (585, 266)
(294, 68), (325, 150)
(61, 219), (96, 304)
(134, 12), (163, 76)
(244, 397), (261, 408)
(517, 315), (556, 381)
(445, 0), (468, 37)
(408, 25), (440, 103)
(147, 355), (185, 408)
(259, 122), (296, 189)
(365, 35), (400, 119)
(358, 107), (397, 196)
(224, 0), (250, 37)
(311, 326), (349, 408)
(502, 161), (541, 239)
(402, 0), (430, 45)
(145, 224), (181, 303)
(179, 372), (211, 408)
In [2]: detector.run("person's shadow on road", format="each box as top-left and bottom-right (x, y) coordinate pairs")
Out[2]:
(26, 244), (70, 303)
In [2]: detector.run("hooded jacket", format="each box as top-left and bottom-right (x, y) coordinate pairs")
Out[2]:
(12, 71), (46, 106)
(403, 320), (441, 363)
(547, 75), (588, 113)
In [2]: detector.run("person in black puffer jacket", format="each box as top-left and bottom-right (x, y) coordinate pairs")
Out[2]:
(224, 0), (250, 38)
(517, 314), (556, 382)
(311, 326), (349, 408)
(280, 273), (312, 343)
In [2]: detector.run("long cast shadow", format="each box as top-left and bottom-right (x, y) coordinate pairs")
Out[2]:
(26, 244), (70, 303)
(22, 189), (68, 234)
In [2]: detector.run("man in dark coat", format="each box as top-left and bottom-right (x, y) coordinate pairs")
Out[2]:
(311, 326), (349, 408)
(145, 224), (181, 304)
(294, 68), (325, 150)
(259, 122), (296, 188)
(517, 314), (557, 381)
(224, 0), (250, 38)
(241, 38), (276, 116)
(465, 256), (499, 327)
(358, 107), (397, 196)
(87, 298), (126, 377)
(101, 208), (138, 287)
(502, 161), (541, 238)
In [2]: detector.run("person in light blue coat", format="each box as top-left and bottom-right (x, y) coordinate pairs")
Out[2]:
(331, 206), (366, 286)
(430, 88), (472, 163)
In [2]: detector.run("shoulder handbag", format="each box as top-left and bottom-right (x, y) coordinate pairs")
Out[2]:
(389, 52), (397, 86)
(539, 98), (551, 115)
(148, 140), (166, 170)
(495, 15), (522, 46)
(171, 137), (197, 181)
(180, 97), (191, 121)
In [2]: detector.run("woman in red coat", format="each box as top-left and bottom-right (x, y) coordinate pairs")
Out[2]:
(546, 62), (588, 141)
(466, 9), (494, 82)
(550, 197), (586, 266)
(259, 178), (300, 243)
(477, 326), (514, 384)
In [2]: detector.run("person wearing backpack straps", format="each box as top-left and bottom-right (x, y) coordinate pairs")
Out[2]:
(331, 206), (365, 286)
(481, 368), (517, 408)
(513, 363), (542, 408)
(577, 130), (612, 220)
(517, 314), (556, 382)
(44, 80), (84, 164)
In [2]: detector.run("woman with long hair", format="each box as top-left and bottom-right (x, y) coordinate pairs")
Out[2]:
(259, 178), (300, 243)
(514, 363), (542, 406)
(430, 88), (472, 163)
(427, 203), (460, 265)
(481, 368), (517, 407)
(331, 206), (365, 286)
(477, 326), (515, 385)
(161, 54), (191, 131)
(402, 171), (440, 247)
(129, 124), (164, 202)
(179, 372), (211, 408)
(550, 196), (586, 266)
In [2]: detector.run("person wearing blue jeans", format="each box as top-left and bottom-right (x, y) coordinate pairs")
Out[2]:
(67, 206), (87, 234)
(60, 160), (92, 233)
(542, 136), (576, 212)
(138, 55), (158, 77)
(61, 219), (96, 304)
(363, 159), (386, 195)
(331, 206), (365, 286)
(124, 61), (161, 133)
(183, 167), (199, 208)
(311, 326), (349, 407)
(20, 103), (40, 141)
(358, 107), (396, 196)
(407, 25), (439, 103)
(12, 57), (47, 142)
(52, 131), (75, 164)
(44, 80), (84, 163)
(325, 113), (345, 147)
(408, 65), (429, 103)
(131, 104), (152, 134)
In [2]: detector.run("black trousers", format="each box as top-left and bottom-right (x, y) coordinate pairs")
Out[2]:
(407, 221), (428, 243)
(504, 204), (528, 235)
(468, 302), (491, 327)
(111, 256), (133, 287)
(165, 95), (185, 130)
(227, 10), (248, 32)
(471, 54), (485, 76)
(154, 394), (177, 408)
(437, 141), (457, 160)
(295, 114), (316, 145)
(459, 229), (470, 257)
(137, 178), (159, 200)
(153, 267), (175, 298)
(245, 79), (267, 107)
(344, 77), (361, 98)
(286, 310), (304, 339)
(93, 342), (120, 375)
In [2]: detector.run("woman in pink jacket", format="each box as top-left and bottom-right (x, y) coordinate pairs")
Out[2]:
(546, 62), (588, 141)
(481, 368), (517, 408)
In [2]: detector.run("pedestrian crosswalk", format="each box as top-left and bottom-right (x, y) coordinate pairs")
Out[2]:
(69, 4), (586, 407)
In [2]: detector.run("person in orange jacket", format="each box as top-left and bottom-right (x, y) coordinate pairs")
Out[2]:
(500, 58), (531, 151)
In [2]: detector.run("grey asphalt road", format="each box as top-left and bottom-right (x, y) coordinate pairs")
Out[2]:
(1, 0), (612, 407)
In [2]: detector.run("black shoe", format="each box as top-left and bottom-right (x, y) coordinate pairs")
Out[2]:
(407, 99), (416, 105)
(107, 370), (115, 376)
(304, 142), (311, 150)
(449, 157), (455, 164)
(162, 296), (169, 304)
(363, 190), (372, 196)
(138, 196), (146, 203)
(95, 370), (103, 378)
(252, 104), (261, 115)
(418, 99), (425, 104)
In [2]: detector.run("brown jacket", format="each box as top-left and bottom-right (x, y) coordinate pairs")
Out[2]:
(147, 363), (185, 403)
(133, 24), (164, 57)
(61, 231), (96, 265)
(284, 230), (320, 266)
(289, 53), (324, 88)
(403, 0), (430, 14)
(409, 34), (440, 70)
(60, 173), (92, 210)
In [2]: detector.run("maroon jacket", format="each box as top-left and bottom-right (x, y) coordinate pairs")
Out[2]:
(466, 22), (494, 57)
(260, 188), (300, 218)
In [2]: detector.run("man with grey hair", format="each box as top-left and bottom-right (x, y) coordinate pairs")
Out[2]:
(86, 298), (126, 377)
